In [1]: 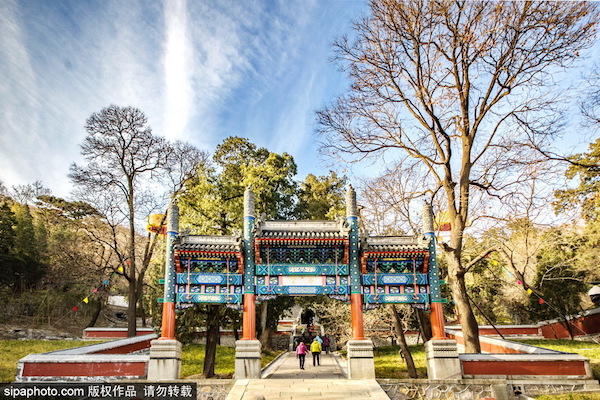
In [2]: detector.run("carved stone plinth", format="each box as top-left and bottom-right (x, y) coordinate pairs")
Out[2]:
(234, 340), (262, 379)
(425, 339), (462, 380)
(347, 339), (375, 379)
(147, 339), (182, 380)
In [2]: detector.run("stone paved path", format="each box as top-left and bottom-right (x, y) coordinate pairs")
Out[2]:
(225, 352), (389, 400)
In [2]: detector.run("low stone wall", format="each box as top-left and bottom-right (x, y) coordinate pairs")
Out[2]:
(446, 329), (594, 381)
(378, 378), (600, 400)
(446, 324), (541, 338)
(378, 379), (504, 400)
(271, 332), (291, 350)
(17, 334), (157, 382)
(446, 329), (558, 355)
(176, 380), (234, 400)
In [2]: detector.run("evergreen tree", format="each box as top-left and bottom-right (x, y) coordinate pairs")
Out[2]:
(10, 203), (46, 290)
(528, 227), (588, 338)
(0, 202), (19, 289)
(554, 138), (600, 221)
(554, 138), (600, 283)
(0, 202), (15, 255)
(178, 136), (298, 375)
(295, 172), (346, 220)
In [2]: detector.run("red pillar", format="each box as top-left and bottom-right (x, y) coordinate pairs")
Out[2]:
(242, 293), (256, 340)
(430, 302), (447, 340)
(160, 301), (176, 340)
(350, 293), (366, 340)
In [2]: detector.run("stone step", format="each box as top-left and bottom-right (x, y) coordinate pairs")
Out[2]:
(225, 379), (389, 400)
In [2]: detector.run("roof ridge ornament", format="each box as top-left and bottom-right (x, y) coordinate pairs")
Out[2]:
(167, 201), (179, 234)
(244, 186), (255, 219)
(422, 203), (434, 235)
(346, 185), (357, 218)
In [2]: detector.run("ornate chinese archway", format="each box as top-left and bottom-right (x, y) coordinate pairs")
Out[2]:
(157, 186), (447, 379)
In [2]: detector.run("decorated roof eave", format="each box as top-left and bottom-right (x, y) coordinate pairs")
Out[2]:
(363, 235), (430, 253)
(175, 234), (243, 253)
(254, 218), (350, 240)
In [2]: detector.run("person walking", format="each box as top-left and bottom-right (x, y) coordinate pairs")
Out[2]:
(310, 338), (322, 366)
(322, 335), (330, 354)
(296, 341), (308, 370)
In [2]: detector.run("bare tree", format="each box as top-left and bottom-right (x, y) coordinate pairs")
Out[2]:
(318, 0), (598, 352)
(0, 180), (8, 197)
(359, 162), (430, 236)
(11, 181), (51, 205)
(580, 65), (600, 129)
(70, 105), (207, 337)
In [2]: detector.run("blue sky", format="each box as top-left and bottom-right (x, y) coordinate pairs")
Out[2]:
(0, 0), (368, 198)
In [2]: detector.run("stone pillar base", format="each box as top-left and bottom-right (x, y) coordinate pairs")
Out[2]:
(234, 340), (262, 379)
(147, 339), (182, 380)
(425, 339), (462, 380)
(347, 339), (375, 379)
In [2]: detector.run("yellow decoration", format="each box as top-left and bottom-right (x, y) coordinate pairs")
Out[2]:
(83, 297), (89, 304)
(526, 288), (533, 295)
(147, 214), (166, 235)
(434, 211), (451, 232)
(433, 210), (471, 232)
(117, 266), (124, 273)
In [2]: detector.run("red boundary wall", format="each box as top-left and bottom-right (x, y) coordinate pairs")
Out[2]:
(446, 329), (593, 380)
(447, 307), (600, 340)
(539, 308), (600, 339)
(461, 357), (588, 378)
(83, 327), (155, 340)
(20, 360), (147, 378)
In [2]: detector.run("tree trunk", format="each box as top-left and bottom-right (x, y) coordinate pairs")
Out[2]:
(233, 317), (240, 341)
(446, 253), (480, 353)
(139, 298), (147, 327)
(415, 308), (432, 343)
(390, 305), (418, 378)
(259, 302), (270, 350)
(87, 300), (102, 328)
(562, 316), (575, 340)
(127, 279), (137, 337)
(203, 305), (221, 378)
(127, 179), (137, 338)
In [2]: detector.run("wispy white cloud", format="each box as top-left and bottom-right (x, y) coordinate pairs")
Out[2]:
(183, 1), (257, 146)
(180, 0), (324, 149)
(0, 0), (367, 197)
(163, 0), (193, 141)
(0, 0), (42, 189)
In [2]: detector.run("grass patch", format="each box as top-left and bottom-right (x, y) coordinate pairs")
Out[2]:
(535, 394), (600, 400)
(181, 344), (282, 378)
(0, 340), (102, 382)
(513, 339), (600, 380)
(374, 345), (427, 379)
(181, 344), (236, 378)
(6, 337), (596, 382)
